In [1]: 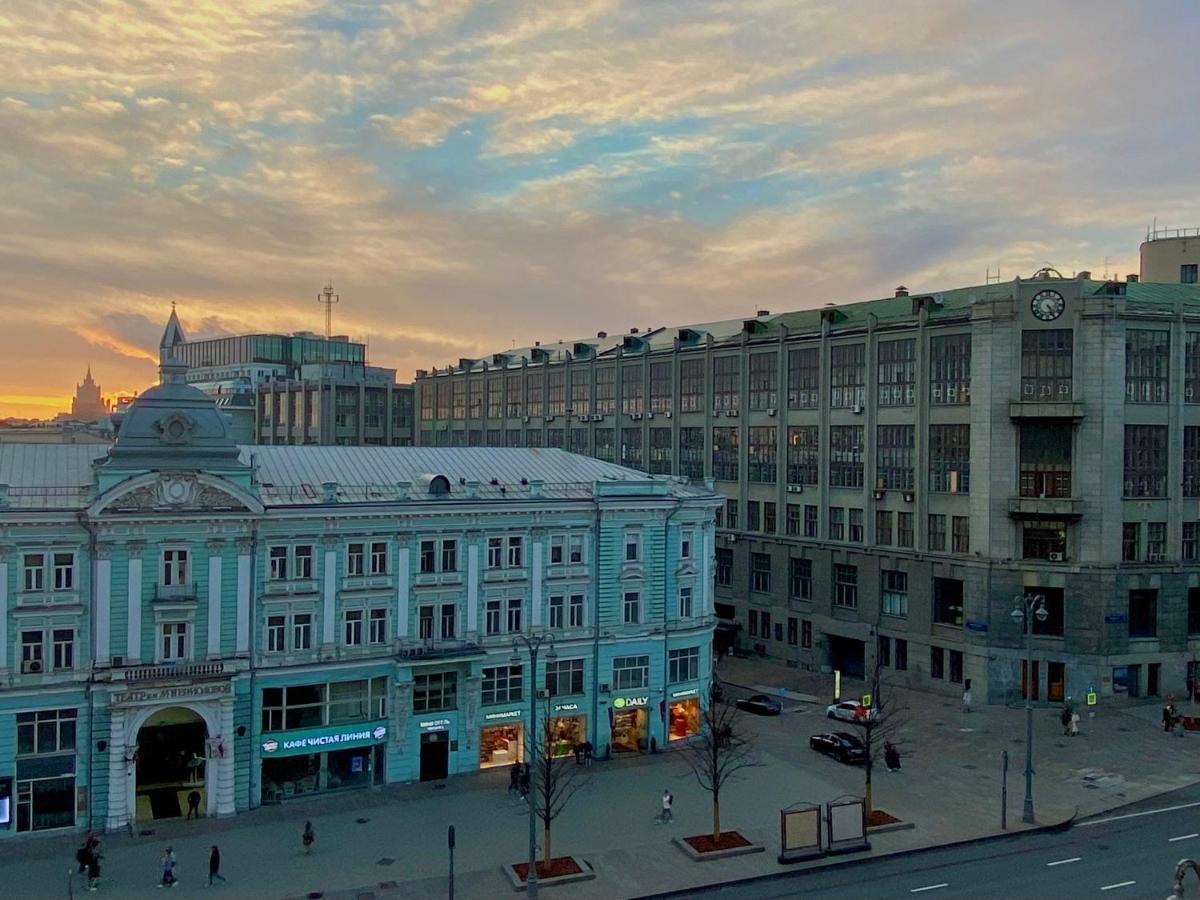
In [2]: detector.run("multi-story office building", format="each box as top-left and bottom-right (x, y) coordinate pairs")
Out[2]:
(175, 328), (415, 446)
(0, 313), (716, 836)
(415, 271), (1200, 705)
(1141, 225), (1200, 285)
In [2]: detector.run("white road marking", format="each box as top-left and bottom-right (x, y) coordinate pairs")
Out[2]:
(1169, 833), (1200, 842)
(1046, 857), (1081, 866)
(1078, 800), (1200, 827)
(910, 884), (949, 894)
(1100, 881), (1136, 891)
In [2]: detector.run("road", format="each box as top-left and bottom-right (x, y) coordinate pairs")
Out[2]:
(667, 785), (1200, 899)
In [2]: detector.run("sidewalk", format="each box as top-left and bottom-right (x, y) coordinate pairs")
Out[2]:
(3, 658), (1196, 900)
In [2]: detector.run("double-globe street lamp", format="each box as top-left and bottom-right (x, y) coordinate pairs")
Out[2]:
(511, 633), (556, 899)
(1011, 592), (1048, 825)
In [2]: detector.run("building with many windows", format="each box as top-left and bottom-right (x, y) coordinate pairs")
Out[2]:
(0, 312), (717, 836)
(415, 271), (1200, 705)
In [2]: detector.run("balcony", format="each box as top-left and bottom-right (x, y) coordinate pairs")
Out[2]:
(154, 582), (197, 602)
(397, 638), (484, 661)
(263, 578), (319, 596)
(413, 571), (464, 588)
(1008, 496), (1083, 519)
(117, 660), (233, 682)
(1009, 400), (1084, 420)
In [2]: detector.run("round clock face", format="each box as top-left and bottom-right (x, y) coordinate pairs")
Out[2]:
(1031, 289), (1065, 321)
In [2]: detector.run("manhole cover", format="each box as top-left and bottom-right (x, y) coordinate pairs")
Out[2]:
(356, 817), (370, 824)
(377, 858), (395, 866)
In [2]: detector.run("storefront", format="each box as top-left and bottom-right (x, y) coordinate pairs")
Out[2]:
(548, 703), (587, 758)
(14, 708), (78, 833)
(668, 689), (701, 742)
(609, 695), (650, 754)
(479, 709), (524, 769)
(259, 721), (388, 803)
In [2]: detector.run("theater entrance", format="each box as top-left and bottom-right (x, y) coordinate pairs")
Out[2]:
(134, 707), (208, 821)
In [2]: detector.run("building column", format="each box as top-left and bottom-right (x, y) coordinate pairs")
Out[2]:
(322, 538), (338, 646)
(106, 707), (129, 832)
(531, 533), (544, 627)
(126, 544), (144, 664)
(95, 544), (113, 666)
(207, 541), (224, 659)
(466, 538), (479, 634)
(396, 545), (410, 638)
(236, 540), (252, 656)
(216, 700), (236, 817)
(703, 526), (715, 616)
(0, 549), (9, 670)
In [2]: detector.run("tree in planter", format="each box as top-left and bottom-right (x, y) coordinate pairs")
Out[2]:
(843, 657), (909, 822)
(527, 699), (591, 865)
(678, 685), (759, 841)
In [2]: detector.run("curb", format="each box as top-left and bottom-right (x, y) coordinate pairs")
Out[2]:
(636, 813), (1077, 898)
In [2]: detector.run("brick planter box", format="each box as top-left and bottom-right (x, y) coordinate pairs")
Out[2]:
(865, 808), (915, 836)
(503, 856), (595, 891)
(673, 831), (766, 862)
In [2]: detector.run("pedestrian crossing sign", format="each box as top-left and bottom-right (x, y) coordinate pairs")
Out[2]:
(861, 693), (872, 708)
(1086, 691), (1098, 706)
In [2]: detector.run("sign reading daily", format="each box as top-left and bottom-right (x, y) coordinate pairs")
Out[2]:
(261, 720), (388, 757)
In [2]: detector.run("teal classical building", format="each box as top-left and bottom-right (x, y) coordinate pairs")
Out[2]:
(0, 313), (718, 836)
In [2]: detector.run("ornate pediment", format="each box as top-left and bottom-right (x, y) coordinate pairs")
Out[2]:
(91, 473), (263, 516)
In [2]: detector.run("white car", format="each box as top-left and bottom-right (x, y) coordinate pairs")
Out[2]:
(826, 700), (875, 722)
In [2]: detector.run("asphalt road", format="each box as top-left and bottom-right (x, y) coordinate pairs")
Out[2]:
(668, 784), (1200, 899)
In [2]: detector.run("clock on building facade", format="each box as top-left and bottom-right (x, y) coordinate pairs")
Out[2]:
(1030, 289), (1065, 321)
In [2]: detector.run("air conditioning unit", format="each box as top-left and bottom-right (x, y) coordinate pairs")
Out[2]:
(537, 688), (551, 699)
(767, 408), (777, 417)
(725, 409), (739, 417)
(902, 491), (915, 503)
(728, 534), (738, 543)
(631, 412), (642, 420)
(664, 411), (672, 418)
(599, 682), (611, 694)
(523, 416), (530, 423)
(873, 489), (886, 501)
(545, 415), (555, 422)
(786, 484), (804, 494)
(1047, 552), (1064, 562)
(111, 655), (124, 667)
(1147, 551), (1164, 563)
(592, 414), (604, 422)
(22, 659), (43, 674)
(712, 409), (722, 417)
(646, 412), (654, 419)
(852, 403), (864, 414)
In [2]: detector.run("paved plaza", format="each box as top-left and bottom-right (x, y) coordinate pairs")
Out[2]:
(5, 658), (1197, 900)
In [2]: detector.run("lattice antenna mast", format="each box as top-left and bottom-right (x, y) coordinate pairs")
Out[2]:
(317, 281), (340, 338)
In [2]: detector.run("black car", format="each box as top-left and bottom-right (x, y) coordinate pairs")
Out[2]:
(809, 732), (867, 764)
(735, 694), (782, 716)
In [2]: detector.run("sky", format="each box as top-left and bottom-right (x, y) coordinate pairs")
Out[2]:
(2, 0), (1198, 419)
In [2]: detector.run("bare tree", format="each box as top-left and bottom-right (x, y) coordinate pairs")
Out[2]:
(842, 658), (908, 820)
(526, 699), (590, 863)
(678, 684), (759, 840)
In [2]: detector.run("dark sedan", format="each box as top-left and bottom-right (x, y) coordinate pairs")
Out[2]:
(809, 731), (867, 764)
(735, 693), (782, 716)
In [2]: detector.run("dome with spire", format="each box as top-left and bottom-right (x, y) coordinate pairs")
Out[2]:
(102, 307), (244, 472)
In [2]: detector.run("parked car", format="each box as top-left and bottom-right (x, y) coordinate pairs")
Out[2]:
(735, 693), (782, 716)
(809, 732), (867, 765)
(826, 700), (876, 722)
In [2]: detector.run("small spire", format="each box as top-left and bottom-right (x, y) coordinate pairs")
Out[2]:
(159, 305), (188, 384)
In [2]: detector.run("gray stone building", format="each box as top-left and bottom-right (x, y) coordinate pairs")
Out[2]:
(414, 272), (1200, 704)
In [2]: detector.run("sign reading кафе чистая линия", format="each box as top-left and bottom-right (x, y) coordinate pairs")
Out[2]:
(260, 720), (389, 757)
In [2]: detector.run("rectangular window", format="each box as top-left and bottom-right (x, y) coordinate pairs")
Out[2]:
(801, 620), (812, 648)
(594, 427), (615, 462)
(1021, 329), (1073, 400)
(668, 647), (700, 683)
(1184, 522), (1199, 562)
(419, 540), (436, 574)
(649, 427), (672, 474)
(897, 512), (914, 548)
(486, 537), (502, 569)
(451, 378), (466, 419)
(849, 508), (864, 543)
(1147, 521), (1167, 562)
(15, 708), (77, 757)
(932, 577), (964, 626)
(620, 427), (643, 469)
(21, 630), (43, 667)
(370, 542), (388, 575)
(440, 603), (456, 639)
(507, 536), (523, 567)
(441, 540), (457, 572)
(787, 617), (798, 646)
(876, 424), (915, 491)
(928, 514), (947, 552)
(834, 564), (858, 609)
(52, 553), (73, 591)
(486, 377), (503, 417)
(786, 425), (819, 485)
(594, 366), (615, 414)
(506, 597), (522, 632)
(1124, 425), (1168, 497)
(267, 615), (286, 652)
(505, 375), (522, 417)
(747, 426), (777, 483)
(750, 552), (771, 593)
(51, 628), (73, 670)
(804, 505), (818, 538)
(712, 356), (741, 411)
(1032, 588), (1065, 637)
(1186, 333), (1200, 403)
(749, 352), (778, 410)
(877, 338), (915, 406)
(747, 501), (760, 532)
(930, 646), (945, 680)
(346, 543), (364, 577)
(293, 613), (312, 650)
(568, 427), (587, 454)
(876, 510), (893, 546)
(545, 370), (564, 416)
(786, 503), (801, 536)
(550, 536), (564, 565)
(569, 594), (584, 628)
(787, 347), (820, 409)
(161, 622), (188, 662)
(678, 586), (694, 619)
(546, 658), (585, 696)
(548, 595), (565, 629)
(930, 333), (971, 404)
(623, 591), (641, 624)
(680, 530), (693, 560)
(763, 501), (777, 535)
(1186, 428), (1200, 497)
(295, 545), (313, 579)
(1125, 329), (1170, 403)
(894, 638), (908, 670)
(413, 672), (458, 712)
(1122, 522), (1140, 562)
(881, 570), (908, 617)
(712, 427), (739, 481)
(715, 548), (732, 586)
(952, 516), (970, 554)
(613, 655), (650, 690)
(624, 530), (641, 563)
(1184, 264), (1199, 284)
(1128, 589), (1157, 638)
(370, 608), (388, 644)
(929, 424), (970, 493)
(162, 548), (188, 586)
(469, 378), (484, 418)
(485, 600), (501, 635)
(878, 635), (891, 667)
(829, 425), (864, 488)
(829, 506), (845, 541)
(344, 609), (364, 646)
(679, 427), (705, 480)
(568, 534), (584, 564)
(789, 557), (812, 600)
(569, 370), (591, 418)
(482, 665), (523, 705)
(269, 546), (288, 581)
(1189, 588), (1200, 635)
(649, 362), (672, 413)
(830, 343), (865, 408)
(679, 358), (704, 413)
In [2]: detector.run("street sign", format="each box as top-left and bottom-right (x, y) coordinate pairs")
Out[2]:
(1086, 692), (1098, 706)
(1104, 613), (1128, 624)
(861, 693), (872, 708)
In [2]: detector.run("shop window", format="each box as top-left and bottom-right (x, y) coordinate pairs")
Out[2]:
(546, 658), (585, 696)
(678, 586), (694, 619)
(930, 646), (945, 680)
(750, 553), (771, 593)
(932, 578), (964, 626)
(370, 542), (388, 575)
(668, 697), (701, 742)
(1128, 589), (1157, 638)
(669, 647), (700, 683)
(789, 558), (812, 600)
(834, 564), (858, 609)
(1032, 588), (1065, 636)
(613, 655), (650, 691)
(569, 594), (584, 627)
(623, 591), (641, 625)
(413, 672), (458, 712)
(482, 665), (523, 704)
(346, 543), (364, 577)
(881, 570), (908, 617)
(344, 610), (364, 646)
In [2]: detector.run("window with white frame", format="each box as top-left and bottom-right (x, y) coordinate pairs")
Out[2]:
(507, 536), (524, 568)
(162, 548), (188, 586)
(413, 671), (458, 712)
(569, 534), (584, 564)
(269, 547), (288, 580)
(22, 553), (45, 592)
(52, 553), (74, 591)
(20, 628), (75, 672)
(369, 608), (388, 644)
(623, 591), (641, 624)
(548, 595), (565, 629)
(485, 599), (502, 635)
(295, 545), (313, 579)
(482, 665), (523, 704)
(21, 630), (43, 668)
(506, 597), (523, 632)
(624, 530), (641, 563)
(678, 586), (694, 618)
(612, 655), (650, 690)
(569, 593), (584, 628)
(344, 609), (364, 646)
(441, 539), (457, 572)
(370, 542), (388, 575)
(440, 603), (456, 639)
(668, 646), (700, 683)
(266, 615), (286, 652)
(346, 543), (365, 576)
(487, 537), (503, 568)
(419, 540), (436, 574)
(681, 530), (693, 560)
(161, 622), (189, 662)
(550, 535), (565, 565)
(546, 658), (585, 696)
(293, 613), (313, 650)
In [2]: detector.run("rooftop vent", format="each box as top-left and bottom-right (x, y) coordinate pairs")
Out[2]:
(756, 309), (770, 317)
(1128, 274), (1139, 283)
(597, 331), (607, 339)
(895, 286), (909, 297)
(534, 340), (541, 347)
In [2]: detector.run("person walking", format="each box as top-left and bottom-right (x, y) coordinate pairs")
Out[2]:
(884, 741), (902, 772)
(86, 850), (101, 892)
(159, 846), (178, 887)
(302, 821), (315, 855)
(186, 789), (202, 820)
(1060, 706), (1072, 736)
(508, 760), (520, 793)
(961, 680), (972, 714)
(1069, 710), (1081, 737)
(658, 789), (674, 824)
(207, 845), (226, 886)
(518, 763), (531, 798)
(583, 740), (593, 767)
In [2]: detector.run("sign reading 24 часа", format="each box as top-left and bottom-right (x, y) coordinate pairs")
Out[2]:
(261, 720), (389, 757)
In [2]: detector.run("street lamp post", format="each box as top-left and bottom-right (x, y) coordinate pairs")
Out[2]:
(512, 633), (556, 900)
(1011, 593), (1047, 825)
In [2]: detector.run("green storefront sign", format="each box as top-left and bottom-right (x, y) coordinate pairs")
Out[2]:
(260, 720), (389, 757)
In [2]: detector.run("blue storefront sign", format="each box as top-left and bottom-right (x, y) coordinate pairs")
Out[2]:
(261, 720), (388, 757)
(965, 621), (988, 633)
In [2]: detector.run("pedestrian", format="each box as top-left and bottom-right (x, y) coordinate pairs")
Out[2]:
(583, 740), (593, 767)
(208, 845), (226, 886)
(884, 741), (901, 772)
(1060, 706), (1072, 736)
(574, 742), (584, 765)
(658, 789), (674, 824)
(961, 687), (972, 714)
(76, 841), (92, 875)
(1069, 710), (1080, 737)
(519, 763), (531, 798)
(87, 851), (101, 892)
(186, 789), (202, 820)
(159, 846), (178, 887)
(508, 760), (520, 793)
(302, 821), (315, 855)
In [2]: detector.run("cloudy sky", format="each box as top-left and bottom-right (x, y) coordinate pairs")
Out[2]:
(2, 0), (1197, 418)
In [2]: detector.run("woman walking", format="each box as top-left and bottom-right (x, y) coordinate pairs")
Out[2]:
(159, 846), (178, 887)
(302, 821), (315, 855)
(208, 845), (227, 886)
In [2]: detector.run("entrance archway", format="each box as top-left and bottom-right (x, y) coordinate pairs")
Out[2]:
(134, 707), (208, 821)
